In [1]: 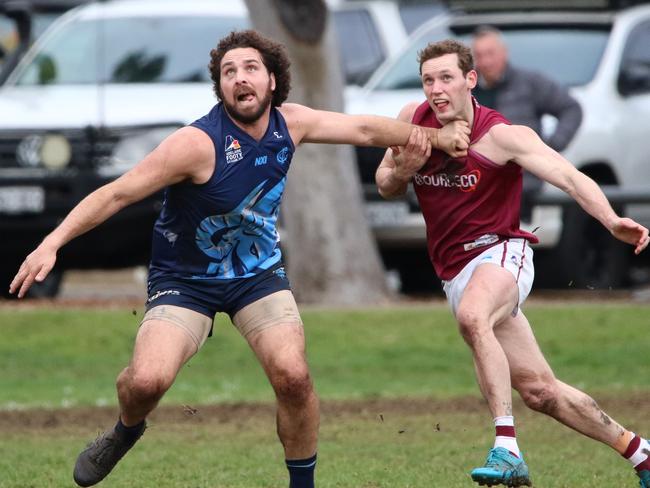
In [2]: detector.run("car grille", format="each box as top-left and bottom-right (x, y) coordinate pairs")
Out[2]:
(0, 127), (122, 169)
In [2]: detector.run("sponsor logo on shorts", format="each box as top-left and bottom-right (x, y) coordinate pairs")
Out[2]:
(147, 289), (181, 303)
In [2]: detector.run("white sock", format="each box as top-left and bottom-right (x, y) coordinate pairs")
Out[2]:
(493, 415), (520, 457)
(625, 434), (650, 469)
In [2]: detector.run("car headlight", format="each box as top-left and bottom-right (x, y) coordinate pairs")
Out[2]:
(16, 133), (72, 170)
(41, 134), (72, 170)
(98, 126), (179, 178)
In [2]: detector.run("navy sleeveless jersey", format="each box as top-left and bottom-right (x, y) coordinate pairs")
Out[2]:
(148, 103), (294, 281)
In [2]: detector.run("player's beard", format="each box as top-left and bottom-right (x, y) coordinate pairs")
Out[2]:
(223, 80), (273, 125)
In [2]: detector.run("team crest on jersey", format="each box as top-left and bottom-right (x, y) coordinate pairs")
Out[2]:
(225, 135), (243, 164)
(276, 146), (290, 164)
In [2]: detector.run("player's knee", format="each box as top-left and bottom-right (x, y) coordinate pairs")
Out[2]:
(456, 308), (487, 346)
(270, 365), (313, 405)
(119, 367), (172, 402)
(518, 379), (559, 414)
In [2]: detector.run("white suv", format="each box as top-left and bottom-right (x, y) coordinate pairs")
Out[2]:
(346, 5), (650, 290)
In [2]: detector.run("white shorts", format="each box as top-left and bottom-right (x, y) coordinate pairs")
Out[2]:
(442, 238), (534, 317)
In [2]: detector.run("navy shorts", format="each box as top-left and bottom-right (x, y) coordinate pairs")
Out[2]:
(145, 262), (292, 329)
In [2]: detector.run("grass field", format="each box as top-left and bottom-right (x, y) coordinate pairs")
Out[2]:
(1, 302), (649, 487)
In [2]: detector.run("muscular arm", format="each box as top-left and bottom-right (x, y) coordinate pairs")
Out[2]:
(10, 127), (214, 297)
(279, 103), (468, 156)
(489, 124), (649, 253)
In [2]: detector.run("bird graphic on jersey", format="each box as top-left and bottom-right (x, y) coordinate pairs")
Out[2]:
(195, 178), (283, 278)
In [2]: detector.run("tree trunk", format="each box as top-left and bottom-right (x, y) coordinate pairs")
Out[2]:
(244, 0), (390, 304)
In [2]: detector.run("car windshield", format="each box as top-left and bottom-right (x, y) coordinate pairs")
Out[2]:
(374, 26), (610, 90)
(14, 15), (249, 85)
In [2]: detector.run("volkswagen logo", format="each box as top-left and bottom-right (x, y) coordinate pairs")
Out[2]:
(16, 135), (43, 167)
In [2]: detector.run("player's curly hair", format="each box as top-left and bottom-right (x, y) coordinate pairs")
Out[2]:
(418, 39), (474, 76)
(209, 30), (291, 108)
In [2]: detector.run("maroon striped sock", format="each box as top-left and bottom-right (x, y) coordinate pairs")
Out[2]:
(496, 425), (516, 438)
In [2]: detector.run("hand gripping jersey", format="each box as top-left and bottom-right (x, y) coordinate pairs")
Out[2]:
(148, 103), (294, 281)
(412, 98), (538, 280)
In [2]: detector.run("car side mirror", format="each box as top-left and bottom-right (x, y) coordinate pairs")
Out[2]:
(618, 63), (650, 97)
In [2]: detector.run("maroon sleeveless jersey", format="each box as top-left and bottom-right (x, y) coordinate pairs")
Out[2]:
(411, 98), (538, 280)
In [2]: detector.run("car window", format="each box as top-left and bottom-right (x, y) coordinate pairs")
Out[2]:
(491, 28), (609, 86)
(14, 15), (249, 85)
(621, 20), (650, 67)
(619, 20), (650, 95)
(372, 23), (450, 90)
(374, 25), (610, 90)
(332, 8), (385, 86)
(398, 3), (447, 33)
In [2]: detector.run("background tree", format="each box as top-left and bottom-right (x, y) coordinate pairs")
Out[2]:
(244, 0), (390, 304)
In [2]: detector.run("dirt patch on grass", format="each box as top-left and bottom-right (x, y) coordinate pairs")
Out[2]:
(1, 393), (646, 434)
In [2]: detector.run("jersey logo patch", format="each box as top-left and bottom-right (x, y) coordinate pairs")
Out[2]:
(225, 135), (243, 164)
(276, 146), (290, 164)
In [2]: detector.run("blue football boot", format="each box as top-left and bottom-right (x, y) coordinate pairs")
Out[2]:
(470, 447), (532, 487)
(638, 469), (650, 487)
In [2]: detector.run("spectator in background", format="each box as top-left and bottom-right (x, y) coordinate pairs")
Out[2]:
(472, 26), (583, 218)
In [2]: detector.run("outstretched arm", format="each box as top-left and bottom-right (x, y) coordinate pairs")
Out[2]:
(9, 127), (214, 297)
(278, 103), (469, 157)
(491, 124), (649, 254)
